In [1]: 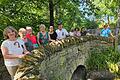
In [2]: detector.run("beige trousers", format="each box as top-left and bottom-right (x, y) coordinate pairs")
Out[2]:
(6, 66), (18, 80)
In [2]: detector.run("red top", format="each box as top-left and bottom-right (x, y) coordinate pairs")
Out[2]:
(26, 34), (37, 44)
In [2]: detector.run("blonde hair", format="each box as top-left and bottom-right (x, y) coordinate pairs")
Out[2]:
(19, 28), (26, 32)
(39, 24), (46, 29)
(3, 26), (18, 39)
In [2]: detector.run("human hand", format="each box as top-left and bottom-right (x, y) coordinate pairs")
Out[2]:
(113, 36), (115, 39)
(18, 54), (26, 58)
(51, 40), (56, 42)
(24, 51), (31, 55)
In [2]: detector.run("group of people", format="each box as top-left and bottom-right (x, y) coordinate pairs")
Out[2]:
(0, 22), (114, 80)
(0, 23), (87, 80)
(18, 23), (88, 51)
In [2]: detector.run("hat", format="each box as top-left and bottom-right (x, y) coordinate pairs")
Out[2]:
(58, 19), (62, 25)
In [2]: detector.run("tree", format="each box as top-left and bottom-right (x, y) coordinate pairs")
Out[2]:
(89, 0), (119, 24)
(49, 0), (54, 26)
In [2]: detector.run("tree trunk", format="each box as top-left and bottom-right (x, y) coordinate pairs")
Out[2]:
(107, 15), (110, 25)
(49, 0), (54, 26)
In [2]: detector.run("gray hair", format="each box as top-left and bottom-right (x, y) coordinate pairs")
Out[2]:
(26, 26), (32, 30)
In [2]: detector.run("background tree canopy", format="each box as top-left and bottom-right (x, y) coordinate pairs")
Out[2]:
(0, 0), (120, 41)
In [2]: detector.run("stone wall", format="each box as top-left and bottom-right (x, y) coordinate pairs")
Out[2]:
(41, 42), (92, 80)
(40, 41), (113, 80)
(13, 36), (114, 80)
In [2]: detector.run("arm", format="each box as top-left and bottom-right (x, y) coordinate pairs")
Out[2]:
(37, 32), (40, 45)
(108, 29), (115, 38)
(22, 44), (31, 54)
(48, 33), (52, 41)
(110, 32), (115, 38)
(56, 30), (59, 39)
(1, 46), (26, 59)
(55, 32), (57, 39)
(65, 29), (69, 36)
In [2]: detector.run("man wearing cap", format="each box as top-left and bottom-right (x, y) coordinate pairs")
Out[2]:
(56, 23), (68, 39)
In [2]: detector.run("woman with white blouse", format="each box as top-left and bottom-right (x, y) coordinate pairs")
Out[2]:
(1, 26), (30, 80)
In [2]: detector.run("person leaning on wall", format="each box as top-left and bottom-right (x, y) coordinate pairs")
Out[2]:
(100, 24), (114, 38)
(1, 26), (30, 80)
(18, 28), (33, 52)
(37, 24), (50, 46)
(49, 25), (57, 41)
(26, 26), (39, 49)
(56, 22), (69, 40)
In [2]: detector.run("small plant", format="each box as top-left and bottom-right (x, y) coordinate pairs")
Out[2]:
(107, 62), (119, 74)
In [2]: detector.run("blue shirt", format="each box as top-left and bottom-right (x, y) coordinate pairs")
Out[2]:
(100, 28), (111, 37)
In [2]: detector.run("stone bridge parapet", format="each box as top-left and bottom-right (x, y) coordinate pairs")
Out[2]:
(14, 35), (115, 80)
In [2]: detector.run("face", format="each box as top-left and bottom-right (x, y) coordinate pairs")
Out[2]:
(40, 26), (45, 32)
(104, 25), (108, 29)
(26, 29), (32, 34)
(82, 28), (85, 31)
(49, 26), (54, 32)
(76, 29), (78, 31)
(75, 28), (79, 31)
(7, 29), (16, 39)
(58, 24), (62, 30)
(19, 30), (26, 38)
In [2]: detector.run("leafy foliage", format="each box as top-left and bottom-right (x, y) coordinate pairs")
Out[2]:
(0, 0), (119, 42)
(0, 0), (97, 44)
(86, 46), (120, 73)
(89, 0), (120, 25)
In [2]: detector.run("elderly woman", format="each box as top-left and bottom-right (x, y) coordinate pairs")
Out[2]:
(1, 26), (29, 80)
(26, 26), (38, 48)
(18, 28), (33, 52)
(37, 24), (50, 46)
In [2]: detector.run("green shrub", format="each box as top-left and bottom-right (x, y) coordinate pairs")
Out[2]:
(85, 47), (120, 72)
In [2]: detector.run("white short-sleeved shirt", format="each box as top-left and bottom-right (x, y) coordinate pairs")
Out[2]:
(1, 38), (24, 66)
(56, 28), (68, 39)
